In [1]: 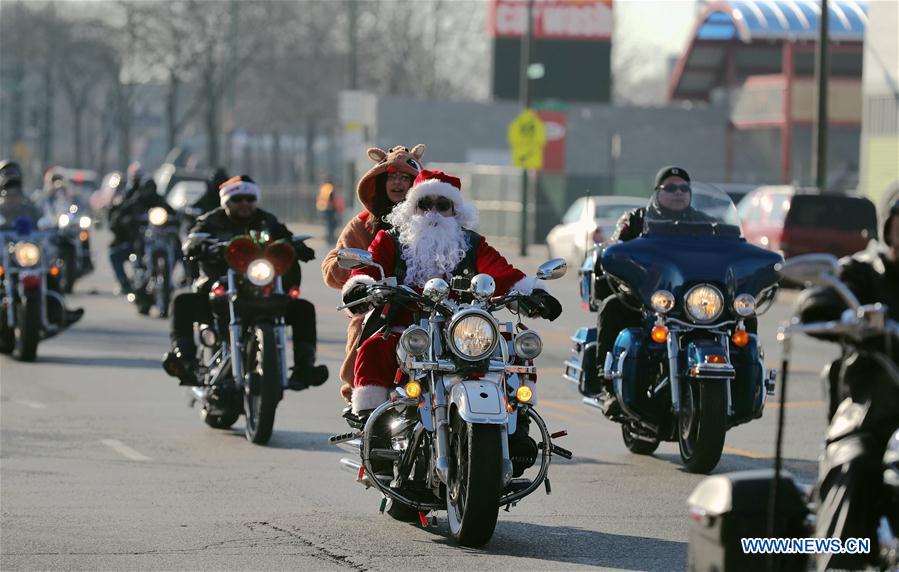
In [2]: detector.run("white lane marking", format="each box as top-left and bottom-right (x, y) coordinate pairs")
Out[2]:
(100, 439), (152, 462)
(15, 400), (47, 409)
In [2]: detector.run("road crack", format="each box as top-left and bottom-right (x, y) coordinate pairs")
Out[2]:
(247, 521), (368, 571)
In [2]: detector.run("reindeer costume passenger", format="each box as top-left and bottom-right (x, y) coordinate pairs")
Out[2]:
(321, 144), (425, 401)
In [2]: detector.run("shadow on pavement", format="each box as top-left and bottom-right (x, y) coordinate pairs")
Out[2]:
(430, 521), (686, 570)
(223, 429), (335, 451)
(654, 452), (818, 480)
(39, 355), (162, 369)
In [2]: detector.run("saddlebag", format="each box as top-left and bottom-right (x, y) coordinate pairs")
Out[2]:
(687, 469), (809, 572)
(563, 327), (600, 396)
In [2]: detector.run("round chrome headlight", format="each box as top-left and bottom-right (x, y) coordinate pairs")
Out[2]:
(78, 216), (92, 229)
(733, 293), (757, 317)
(399, 326), (430, 356)
(57, 214), (71, 228)
(246, 259), (275, 286)
(14, 242), (41, 267)
(448, 310), (498, 361)
(651, 290), (676, 314)
(148, 207), (169, 226)
(514, 330), (543, 360)
(684, 284), (724, 323)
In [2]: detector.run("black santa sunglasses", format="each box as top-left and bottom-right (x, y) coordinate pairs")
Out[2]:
(657, 183), (692, 194)
(227, 195), (257, 204)
(417, 196), (454, 212)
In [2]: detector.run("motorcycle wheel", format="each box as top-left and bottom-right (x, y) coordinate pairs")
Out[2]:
(622, 425), (660, 455)
(446, 409), (502, 547)
(13, 297), (40, 362)
(678, 381), (727, 474)
(154, 254), (171, 318)
(243, 324), (282, 445)
(61, 251), (77, 294)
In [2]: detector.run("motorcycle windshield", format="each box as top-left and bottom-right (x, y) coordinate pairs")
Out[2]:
(602, 184), (782, 311)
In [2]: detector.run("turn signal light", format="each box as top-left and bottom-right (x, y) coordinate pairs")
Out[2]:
(79, 231), (89, 242)
(49, 265), (60, 277)
(288, 287), (301, 299)
(405, 381), (422, 399)
(705, 355), (727, 364)
(0, 266), (4, 277)
(732, 329), (750, 347)
(516, 385), (533, 403)
(651, 325), (669, 343)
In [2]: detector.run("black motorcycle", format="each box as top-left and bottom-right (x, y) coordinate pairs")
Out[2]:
(54, 206), (94, 294)
(687, 254), (899, 571)
(128, 207), (179, 317)
(184, 231), (313, 444)
(0, 217), (72, 361)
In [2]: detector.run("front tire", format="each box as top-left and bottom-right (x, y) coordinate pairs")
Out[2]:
(154, 254), (171, 318)
(446, 410), (502, 547)
(243, 324), (282, 444)
(678, 381), (727, 474)
(13, 297), (40, 362)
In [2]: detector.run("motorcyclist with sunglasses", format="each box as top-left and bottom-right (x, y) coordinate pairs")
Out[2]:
(590, 166), (715, 414)
(162, 175), (328, 390)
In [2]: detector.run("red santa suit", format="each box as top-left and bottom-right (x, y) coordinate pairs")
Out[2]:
(341, 170), (542, 413)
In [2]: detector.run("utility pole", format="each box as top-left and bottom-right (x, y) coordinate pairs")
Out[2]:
(348, 0), (359, 90)
(812, 0), (829, 191)
(225, 0), (239, 169)
(518, 0), (535, 257)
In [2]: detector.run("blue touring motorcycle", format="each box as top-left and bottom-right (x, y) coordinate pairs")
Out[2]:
(564, 185), (782, 473)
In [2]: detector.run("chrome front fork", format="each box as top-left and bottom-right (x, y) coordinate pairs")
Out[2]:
(227, 270), (243, 384)
(667, 331), (681, 415)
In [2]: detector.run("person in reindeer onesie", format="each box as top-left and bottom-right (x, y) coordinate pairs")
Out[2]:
(322, 144), (426, 402)
(341, 169), (563, 415)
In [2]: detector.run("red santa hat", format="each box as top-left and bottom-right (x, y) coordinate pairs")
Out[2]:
(219, 175), (260, 207)
(405, 169), (463, 209)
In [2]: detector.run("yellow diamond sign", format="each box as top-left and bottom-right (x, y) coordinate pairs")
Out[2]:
(508, 110), (546, 170)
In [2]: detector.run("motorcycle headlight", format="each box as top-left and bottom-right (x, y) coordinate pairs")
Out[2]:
(651, 290), (675, 314)
(78, 216), (92, 229)
(514, 330), (543, 360)
(148, 207), (168, 226)
(399, 326), (430, 356)
(57, 214), (71, 228)
(448, 310), (498, 361)
(14, 242), (41, 267)
(733, 293), (757, 317)
(684, 284), (724, 323)
(246, 259), (275, 286)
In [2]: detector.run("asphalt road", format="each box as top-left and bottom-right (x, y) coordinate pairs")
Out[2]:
(1, 230), (838, 571)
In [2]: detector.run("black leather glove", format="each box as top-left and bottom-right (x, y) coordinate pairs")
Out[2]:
(522, 290), (563, 321)
(342, 284), (370, 314)
(295, 242), (315, 263)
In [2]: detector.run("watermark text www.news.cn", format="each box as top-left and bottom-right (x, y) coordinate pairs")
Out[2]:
(741, 537), (871, 555)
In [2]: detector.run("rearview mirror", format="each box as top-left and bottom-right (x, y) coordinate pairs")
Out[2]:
(337, 248), (375, 270)
(775, 254), (840, 287)
(536, 258), (567, 280)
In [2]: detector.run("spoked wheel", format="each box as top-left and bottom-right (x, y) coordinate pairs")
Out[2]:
(243, 324), (282, 444)
(678, 380), (727, 474)
(154, 254), (171, 318)
(446, 409), (502, 547)
(621, 424), (660, 455)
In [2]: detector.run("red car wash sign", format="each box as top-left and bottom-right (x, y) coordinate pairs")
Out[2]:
(490, 0), (613, 40)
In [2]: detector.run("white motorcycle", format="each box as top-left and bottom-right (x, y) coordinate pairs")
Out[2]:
(330, 248), (573, 547)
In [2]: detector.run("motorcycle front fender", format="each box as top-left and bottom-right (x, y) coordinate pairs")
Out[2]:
(449, 380), (508, 425)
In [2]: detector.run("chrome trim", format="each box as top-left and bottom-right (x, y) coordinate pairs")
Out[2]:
(667, 332), (681, 414)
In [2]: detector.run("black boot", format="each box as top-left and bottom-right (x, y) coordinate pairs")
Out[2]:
(162, 337), (199, 386)
(65, 308), (85, 326)
(288, 342), (329, 391)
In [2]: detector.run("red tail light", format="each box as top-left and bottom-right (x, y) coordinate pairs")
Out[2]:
(264, 241), (296, 276)
(288, 287), (301, 299)
(225, 237), (261, 273)
(210, 282), (227, 298)
(22, 274), (41, 290)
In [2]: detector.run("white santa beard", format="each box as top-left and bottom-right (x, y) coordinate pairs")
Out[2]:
(396, 212), (468, 288)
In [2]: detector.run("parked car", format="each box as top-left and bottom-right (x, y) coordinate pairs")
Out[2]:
(737, 186), (878, 259)
(546, 195), (646, 264)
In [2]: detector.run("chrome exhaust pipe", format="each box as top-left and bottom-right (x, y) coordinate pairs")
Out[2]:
(336, 438), (362, 454)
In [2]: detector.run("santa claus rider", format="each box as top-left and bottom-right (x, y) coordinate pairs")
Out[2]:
(341, 169), (563, 415)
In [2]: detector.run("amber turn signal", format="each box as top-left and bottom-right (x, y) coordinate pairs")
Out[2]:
(651, 325), (669, 343)
(49, 265), (60, 277)
(516, 385), (533, 403)
(705, 354), (727, 364)
(404, 381), (422, 399)
(732, 329), (750, 347)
